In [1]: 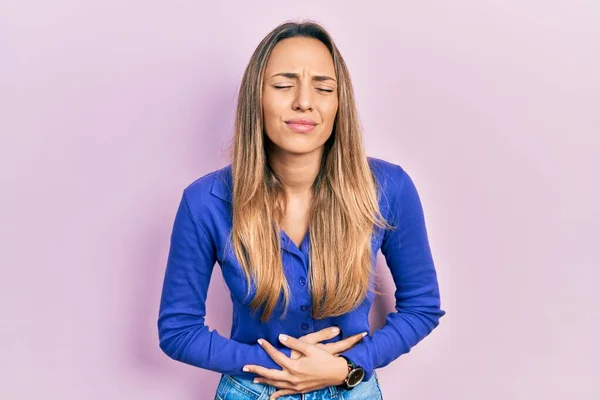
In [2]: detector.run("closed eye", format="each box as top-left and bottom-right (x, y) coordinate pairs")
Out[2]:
(273, 85), (334, 93)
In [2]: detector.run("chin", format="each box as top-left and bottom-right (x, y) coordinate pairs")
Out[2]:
(267, 135), (325, 156)
(267, 132), (329, 155)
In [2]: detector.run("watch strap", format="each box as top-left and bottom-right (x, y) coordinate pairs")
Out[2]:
(340, 355), (356, 369)
(339, 355), (362, 390)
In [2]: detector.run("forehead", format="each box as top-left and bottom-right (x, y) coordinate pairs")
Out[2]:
(265, 37), (335, 76)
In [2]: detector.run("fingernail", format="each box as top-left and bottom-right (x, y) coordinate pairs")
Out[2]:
(253, 378), (259, 383)
(279, 334), (288, 341)
(362, 332), (368, 337)
(331, 327), (339, 334)
(257, 339), (263, 345)
(243, 367), (249, 372)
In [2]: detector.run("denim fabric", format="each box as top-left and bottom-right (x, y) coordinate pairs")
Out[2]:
(214, 372), (383, 400)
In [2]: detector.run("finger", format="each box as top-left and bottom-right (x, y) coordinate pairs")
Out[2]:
(254, 377), (294, 390)
(298, 326), (340, 344)
(278, 334), (314, 357)
(242, 364), (288, 381)
(270, 388), (300, 399)
(257, 338), (295, 371)
(324, 331), (367, 354)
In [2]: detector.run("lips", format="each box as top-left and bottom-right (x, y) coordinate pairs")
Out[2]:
(286, 118), (317, 125)
(285, 118), (318, 133)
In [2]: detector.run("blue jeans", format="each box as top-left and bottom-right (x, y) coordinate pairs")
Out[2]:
(214, 371), (383, 399)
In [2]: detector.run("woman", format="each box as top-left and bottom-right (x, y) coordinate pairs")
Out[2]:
(157, 20), (446, 400)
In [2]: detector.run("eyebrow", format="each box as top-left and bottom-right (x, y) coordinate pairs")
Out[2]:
(270, 72), (337, 83)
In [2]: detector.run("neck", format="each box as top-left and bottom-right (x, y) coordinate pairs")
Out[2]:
(267, 147), (323, 197)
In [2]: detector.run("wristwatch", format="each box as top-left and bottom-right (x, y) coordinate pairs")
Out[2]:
(339, 355), (365, 390)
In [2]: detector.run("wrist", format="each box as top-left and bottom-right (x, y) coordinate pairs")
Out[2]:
(337, 355), (366, 389)
(335, 356), (349, 385)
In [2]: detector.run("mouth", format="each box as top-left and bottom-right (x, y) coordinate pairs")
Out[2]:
(285, 120), (318, 134)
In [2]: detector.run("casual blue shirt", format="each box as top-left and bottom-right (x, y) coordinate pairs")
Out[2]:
(157, 157), (446, 382)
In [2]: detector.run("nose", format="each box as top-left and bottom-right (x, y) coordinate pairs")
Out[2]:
(292, 83), (313, 112)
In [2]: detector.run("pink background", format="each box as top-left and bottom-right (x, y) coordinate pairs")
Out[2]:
(2, 1), (599, 399)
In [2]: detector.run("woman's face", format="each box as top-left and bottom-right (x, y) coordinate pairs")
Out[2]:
(262, 37), (339, 157)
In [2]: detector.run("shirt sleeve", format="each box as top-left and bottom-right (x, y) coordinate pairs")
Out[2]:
(340, 166), (446, 381)
(157, 190), (291, 378)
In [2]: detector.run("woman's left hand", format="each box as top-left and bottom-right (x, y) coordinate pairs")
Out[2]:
(242, 334), (349, 399)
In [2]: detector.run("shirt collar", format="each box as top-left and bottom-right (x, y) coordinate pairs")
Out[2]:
(210, 164), (233, 203)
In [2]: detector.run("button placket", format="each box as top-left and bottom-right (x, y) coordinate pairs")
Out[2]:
(298, 282), (311, 331)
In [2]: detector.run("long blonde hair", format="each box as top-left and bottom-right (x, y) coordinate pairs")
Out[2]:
(227, 20), (391, 322)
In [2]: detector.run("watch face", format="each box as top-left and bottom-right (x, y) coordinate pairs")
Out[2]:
(347, 368), (365, 387)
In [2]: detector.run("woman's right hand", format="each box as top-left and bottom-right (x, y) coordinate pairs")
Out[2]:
(289, 327), (367, 360)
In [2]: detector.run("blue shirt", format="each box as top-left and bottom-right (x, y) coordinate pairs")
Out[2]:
(157, 157), (446, 382)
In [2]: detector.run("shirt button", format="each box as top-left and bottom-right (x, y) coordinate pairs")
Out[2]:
(300, 304), (309, 311)
(301, 323), (309, 330)
(299, 278), (306, 286)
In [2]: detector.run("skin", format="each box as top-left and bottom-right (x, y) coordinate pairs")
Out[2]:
(247, 329), (366, 399)
(242, 37), (366, 399)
